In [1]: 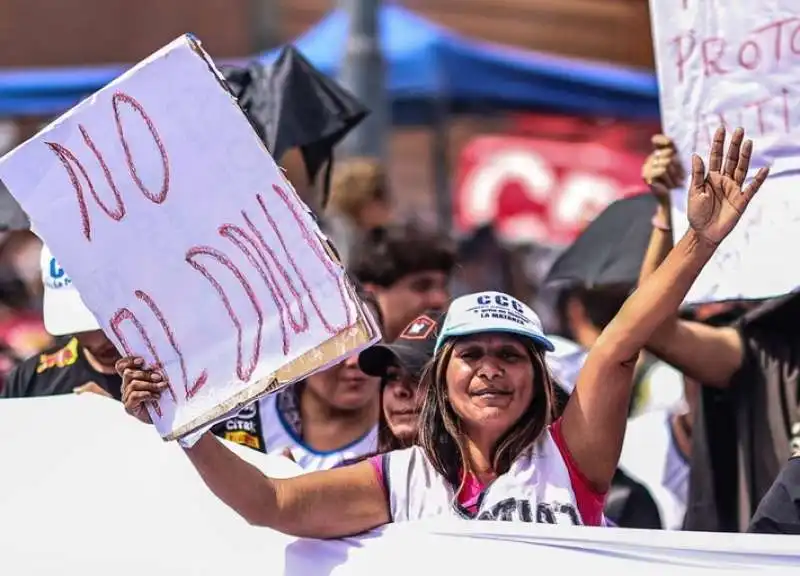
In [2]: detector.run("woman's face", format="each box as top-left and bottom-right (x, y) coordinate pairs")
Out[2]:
(305, 353), (380, 411)
(445, 333), (534, 440)
(382, 364), (424, 442)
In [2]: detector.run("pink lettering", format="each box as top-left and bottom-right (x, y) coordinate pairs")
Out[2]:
(185, 246), (264, 382)
(701, 38), (728, 78)
(134, 290), (208, 400)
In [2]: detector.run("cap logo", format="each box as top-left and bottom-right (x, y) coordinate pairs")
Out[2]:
(400, 315), (436, 340)
(469, 293), (536, 328)
(476, 293), (525, 314)
(45, 257), (72, 290)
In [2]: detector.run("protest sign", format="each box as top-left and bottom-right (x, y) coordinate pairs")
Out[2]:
(649, 1), (800, 303)
(0, 35), (379, 440)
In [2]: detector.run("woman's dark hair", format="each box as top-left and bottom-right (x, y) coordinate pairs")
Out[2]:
(417, 338), (556, 490)
(555, 285), (630, 339)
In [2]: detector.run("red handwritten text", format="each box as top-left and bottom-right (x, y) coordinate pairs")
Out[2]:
(671, 18), (800, 83)
(112, 93), (170, 204)
(267, 185), (354, 333)
(186, 246), (265, 382)
(45, 91), (170, 241)
(110, 305), (177, 418)
(134, 290), (208, 400)
(692, 86), (795, 151)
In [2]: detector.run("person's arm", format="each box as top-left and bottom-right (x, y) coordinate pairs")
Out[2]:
(119, 359), (389, 539)
(637, 137), (744, 388)
(560, 126), (769, 492)
(183, 433), (389, 538)
(646, 318), (743, 387)
(639, 202), (673, 284)
(639, 134), (682, 284)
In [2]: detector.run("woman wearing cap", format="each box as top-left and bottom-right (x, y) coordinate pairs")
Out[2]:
(120, 127), (767, 536)
(357, 310), (442, 452)
(358, 311), (576, 455)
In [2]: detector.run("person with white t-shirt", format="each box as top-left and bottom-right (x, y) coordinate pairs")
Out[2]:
(119, 127), (768, 536)
(617, 375), (696, 529)
(211, 294), (384, 471)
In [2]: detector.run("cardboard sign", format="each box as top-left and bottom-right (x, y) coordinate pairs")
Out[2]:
(650, 1), (800, 303)
(0, 36), (379, 440)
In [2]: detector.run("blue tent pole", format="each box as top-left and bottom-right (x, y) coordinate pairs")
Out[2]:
(336, 0), (388, 161)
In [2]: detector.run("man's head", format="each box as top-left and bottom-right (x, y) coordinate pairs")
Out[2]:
(328, 158), (391, 231)
(555, 284), (630, 348)
(349, 222), (455, 341)
(40, 244), (120, 368)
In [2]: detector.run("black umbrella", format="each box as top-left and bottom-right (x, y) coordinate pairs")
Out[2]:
(221, 46), (369, 209)
(544, 192), (657, 288)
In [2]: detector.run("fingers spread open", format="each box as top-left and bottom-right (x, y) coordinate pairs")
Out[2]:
(734, 139), (753, 186)
(708, 126), (726, 173)
(741, 166), (770, 203)
(691, 154), (706, 191)
(722, 127), (744, 179)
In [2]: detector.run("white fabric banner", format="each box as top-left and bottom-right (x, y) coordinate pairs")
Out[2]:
(649, 1), (800, 303)
(1, 395), (798, 575)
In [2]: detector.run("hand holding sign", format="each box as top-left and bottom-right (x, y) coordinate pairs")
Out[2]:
(118, 356), (164, 424)
(687, 126), (770, 246)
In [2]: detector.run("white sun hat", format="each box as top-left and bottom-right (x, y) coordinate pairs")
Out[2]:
(40, 244), (100, 336)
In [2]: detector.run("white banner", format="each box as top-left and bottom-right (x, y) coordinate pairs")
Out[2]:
(1, 395), (798, 575)
(0, 36), (377, 439)
(650, 1), (800, 303)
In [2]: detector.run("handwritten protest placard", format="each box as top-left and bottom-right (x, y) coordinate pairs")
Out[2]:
(0, 36), (379, 440)
(650, 1), (800, 303)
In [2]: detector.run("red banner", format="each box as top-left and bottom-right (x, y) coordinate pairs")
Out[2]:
(454, 117), (656, 246)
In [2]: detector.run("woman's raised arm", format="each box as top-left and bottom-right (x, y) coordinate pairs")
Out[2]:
(118, 358), (389, 538)
(560, 126), (769, 492)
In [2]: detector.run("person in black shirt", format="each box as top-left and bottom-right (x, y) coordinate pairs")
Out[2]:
(1, 332), (122, 399)
(748, 450), (800, 534)
(0, 245), (121, 399)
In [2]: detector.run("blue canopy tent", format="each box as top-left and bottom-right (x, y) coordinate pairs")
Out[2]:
(0, 5), (659, 120)
(258, 5), (659, 122)
(0, 6), (661, 231)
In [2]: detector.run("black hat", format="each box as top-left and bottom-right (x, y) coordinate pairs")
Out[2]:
(359, 311), (443, 379)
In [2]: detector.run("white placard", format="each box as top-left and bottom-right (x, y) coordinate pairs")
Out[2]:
(650, 1), (800, 303)
(0, 35), (378, 439)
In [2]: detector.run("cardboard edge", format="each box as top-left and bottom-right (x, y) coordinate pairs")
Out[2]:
(163, 315), (377, 441)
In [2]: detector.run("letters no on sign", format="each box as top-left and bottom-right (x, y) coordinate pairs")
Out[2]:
(45, 91), (355, 417)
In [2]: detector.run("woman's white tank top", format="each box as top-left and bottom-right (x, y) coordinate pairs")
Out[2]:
(383, 429), (586, 524)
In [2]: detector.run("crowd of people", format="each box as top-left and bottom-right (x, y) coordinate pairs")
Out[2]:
(1, 124), (799, 536)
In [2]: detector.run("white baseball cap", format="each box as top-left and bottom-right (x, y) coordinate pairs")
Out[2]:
(435, 291), (555, 354)
(40, 244), (100, 336)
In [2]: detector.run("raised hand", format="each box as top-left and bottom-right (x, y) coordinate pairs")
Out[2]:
(687, 126), (769, 245)
(642, 134), (684, 201)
